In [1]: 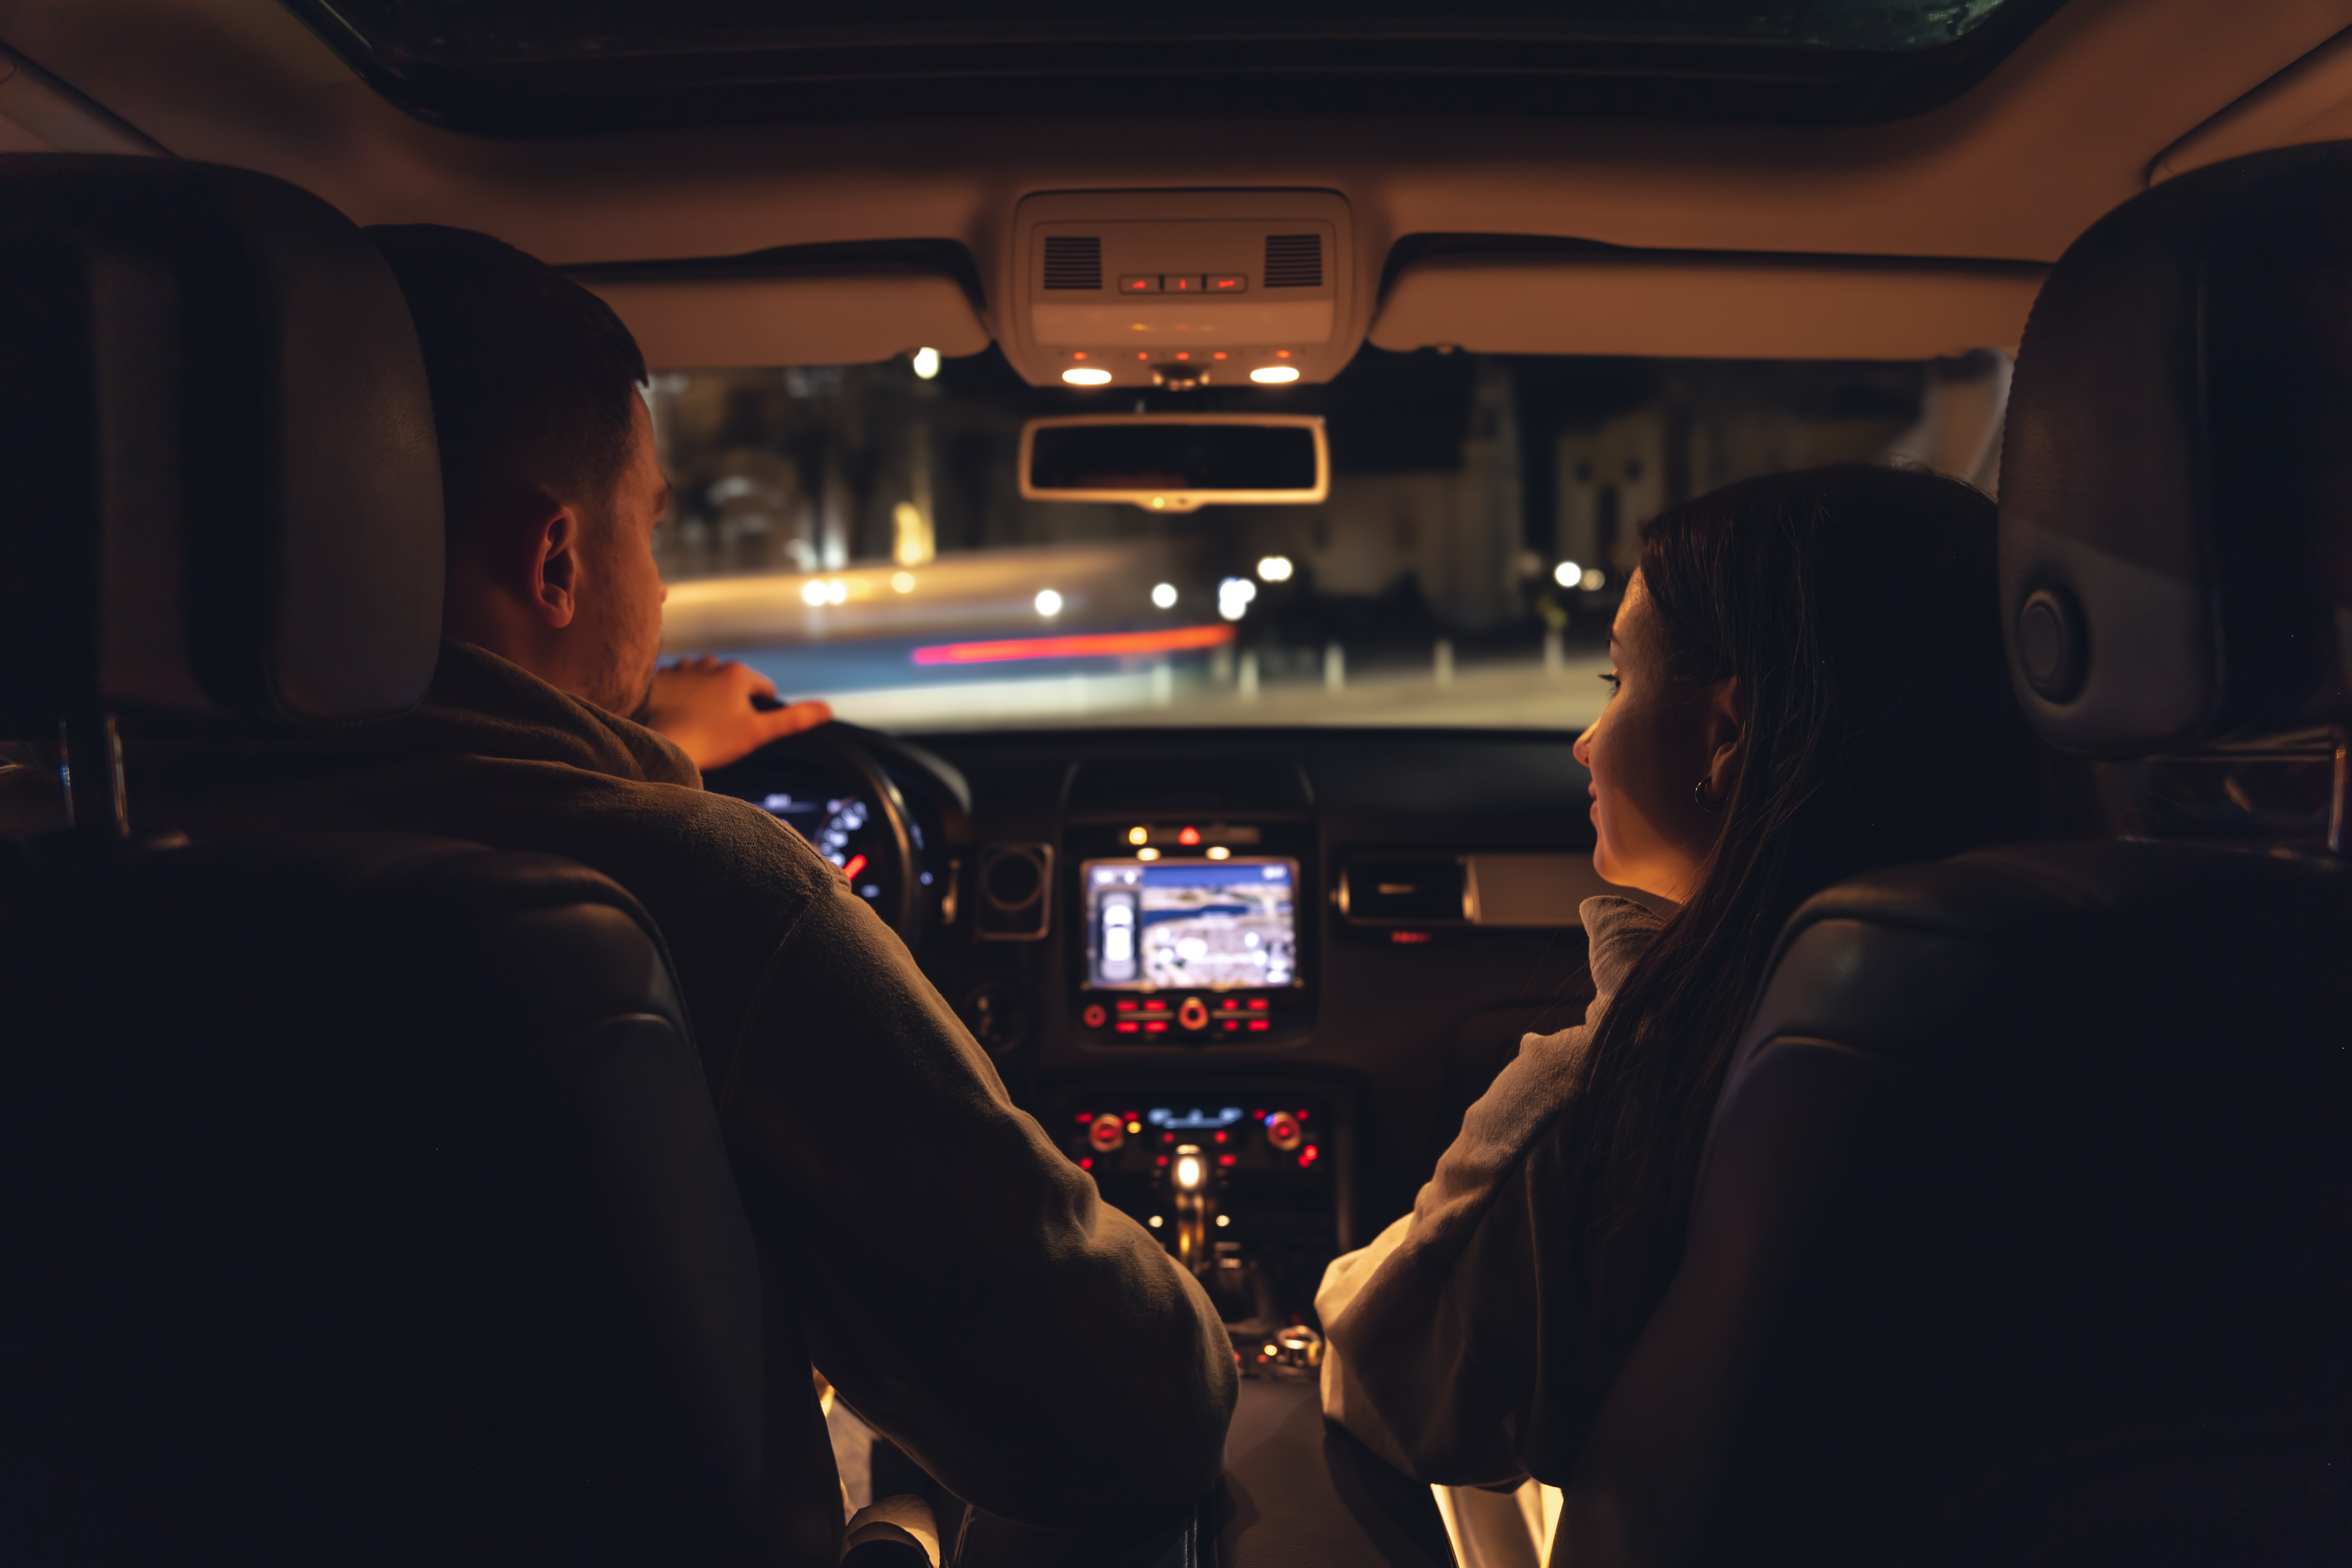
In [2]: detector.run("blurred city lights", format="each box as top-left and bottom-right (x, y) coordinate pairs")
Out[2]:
(1218, 577), (1258, 621)
(1151, 582), (1179, 609)
(1062, 367), (1113, 385)
(891, 572), (916, 594)
(1553, 560), (1582, 588)
(1250, 365), (1301, 384)
(910, 346), (940, 380)
(1580, 567), (1607, 591)
(800, 578), (850, 606)
(1256, 555), (1294, 583)
(1035, 588), (1064, 617)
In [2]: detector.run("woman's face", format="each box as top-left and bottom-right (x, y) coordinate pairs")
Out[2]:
(1572, 570), (1741, 903)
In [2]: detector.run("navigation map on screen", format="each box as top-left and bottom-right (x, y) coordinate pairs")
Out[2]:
(1082, 858), (1298, 991)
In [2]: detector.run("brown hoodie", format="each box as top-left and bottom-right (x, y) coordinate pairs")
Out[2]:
(136, 640), (1238, 1542)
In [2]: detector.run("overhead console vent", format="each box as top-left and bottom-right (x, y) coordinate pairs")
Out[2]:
(1008, 190), (1357, 391)
(1042, 236), (1102, 291)
(1264, 234), (1324, 288)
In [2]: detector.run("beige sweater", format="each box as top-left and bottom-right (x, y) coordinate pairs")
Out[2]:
(1318, 895), (1666, 1487)
(135, 640), (1237, 1546)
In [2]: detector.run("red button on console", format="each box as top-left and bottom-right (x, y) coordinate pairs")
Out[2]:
(1081, 1004), (1108, 1029)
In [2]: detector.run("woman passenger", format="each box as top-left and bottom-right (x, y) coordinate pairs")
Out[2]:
(1317, 464), (2053, 1495)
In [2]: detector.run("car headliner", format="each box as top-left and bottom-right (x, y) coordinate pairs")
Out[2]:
(3, 0), (2349, 368)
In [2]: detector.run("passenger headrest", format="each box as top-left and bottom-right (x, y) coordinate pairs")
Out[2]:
(1999, 142), (2352, 755)
(0, 155), (442, 735)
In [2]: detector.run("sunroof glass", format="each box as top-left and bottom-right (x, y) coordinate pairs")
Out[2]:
(299, 0), (2027, 57)
(282, 0), (2064, 135)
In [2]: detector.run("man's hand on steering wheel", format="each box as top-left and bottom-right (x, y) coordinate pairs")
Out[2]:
(645, 655), (832, 770)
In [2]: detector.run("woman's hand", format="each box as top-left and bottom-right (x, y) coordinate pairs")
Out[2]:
(644, 655), (831, 770)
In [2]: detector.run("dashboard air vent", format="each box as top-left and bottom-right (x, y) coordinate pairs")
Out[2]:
(1263, 233), (1323, 288)
(1042, 236), (1102, 290)
(1338, 854), (1467, 925)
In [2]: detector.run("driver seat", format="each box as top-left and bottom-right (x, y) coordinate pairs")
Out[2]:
(1556, 142), (2352, 1567)
(0, 155), (837, 1564)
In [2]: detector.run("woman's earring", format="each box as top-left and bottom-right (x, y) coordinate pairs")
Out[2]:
(1692, 777), (1727, 812)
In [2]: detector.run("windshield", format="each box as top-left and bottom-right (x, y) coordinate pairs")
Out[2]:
(652, 346), (2004, 733)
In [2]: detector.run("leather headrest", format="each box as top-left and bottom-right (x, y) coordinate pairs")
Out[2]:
(1999, 142), (2352, 755)
(0, 156), (442, 734)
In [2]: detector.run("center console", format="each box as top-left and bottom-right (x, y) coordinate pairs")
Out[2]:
(1063, 815), (1317, 1046)
(1053, 1078), (1348, 1377)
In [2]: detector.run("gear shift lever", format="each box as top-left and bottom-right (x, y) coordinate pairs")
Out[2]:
(1168, 1143), (1214, 1275)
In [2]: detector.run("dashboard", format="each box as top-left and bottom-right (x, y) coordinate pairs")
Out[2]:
(704, 724), (1622, 1346)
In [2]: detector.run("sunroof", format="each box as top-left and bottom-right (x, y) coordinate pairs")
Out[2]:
(284, 0), (2067, 137)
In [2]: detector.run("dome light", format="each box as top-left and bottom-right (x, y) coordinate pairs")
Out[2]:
(1250, 365), (1300, 384)
(910, 346), (940, 380)
(1151, 582), (1179, 609)
(1035, 588), (1064, 617)
(1256, 555), (1293, 583)
(1063, 367), (1113, 386)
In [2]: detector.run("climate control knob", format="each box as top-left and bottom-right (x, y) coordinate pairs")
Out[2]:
(1177, 996), (1210, 1032)
(1264, 1111), (1303, 1152)
(1089, 1113), (1127, 1153)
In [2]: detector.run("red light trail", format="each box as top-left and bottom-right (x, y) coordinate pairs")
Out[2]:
(912, 623), (1236, 667)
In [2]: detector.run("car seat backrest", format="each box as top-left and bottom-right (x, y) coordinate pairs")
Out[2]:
(1998, 141), (2352, 758)
(0, 155), (830, 1564)
(1559, 144), (2352, 1568)
(0, 153), (442, 740)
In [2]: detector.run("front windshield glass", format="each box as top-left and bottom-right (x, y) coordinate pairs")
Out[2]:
(651, 346), (2005, 733)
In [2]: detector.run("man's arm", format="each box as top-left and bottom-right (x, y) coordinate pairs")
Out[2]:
(642, 655), (830, 770)
(718, 870), (1237, 1535)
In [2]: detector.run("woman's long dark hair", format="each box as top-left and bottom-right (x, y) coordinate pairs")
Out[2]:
(1563, 464), (2048, 1313)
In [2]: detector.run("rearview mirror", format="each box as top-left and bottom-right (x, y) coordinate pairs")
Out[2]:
(1018, 415), (1329, 512)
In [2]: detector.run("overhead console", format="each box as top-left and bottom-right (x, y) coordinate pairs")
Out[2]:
(1004, 190), (1359, 390)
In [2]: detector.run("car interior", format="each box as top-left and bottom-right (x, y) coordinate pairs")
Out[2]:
(3, 2), (2349, 1565)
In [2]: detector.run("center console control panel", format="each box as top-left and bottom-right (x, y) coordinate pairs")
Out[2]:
(1064, 817), (1316, 1046)
(1055, 1081), (1345, 1373)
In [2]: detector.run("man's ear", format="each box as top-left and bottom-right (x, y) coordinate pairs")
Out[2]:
(1704, 676), (1743, 798)
(523, 498), (582, 631)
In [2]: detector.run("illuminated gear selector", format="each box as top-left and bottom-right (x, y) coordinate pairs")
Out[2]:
(1177, 996), (1211, 1032)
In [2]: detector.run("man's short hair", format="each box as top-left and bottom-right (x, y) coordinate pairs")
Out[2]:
(367, 224), (648, 536)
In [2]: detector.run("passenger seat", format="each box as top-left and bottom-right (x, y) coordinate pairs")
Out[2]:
(1555, 143), (2352, 1568)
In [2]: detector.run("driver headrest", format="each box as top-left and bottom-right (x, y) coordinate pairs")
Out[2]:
(0, 155), (442, 735)
(1999, 141), (2352, 756)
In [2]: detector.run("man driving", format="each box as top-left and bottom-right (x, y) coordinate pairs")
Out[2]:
(136, 224), (1237, 1551)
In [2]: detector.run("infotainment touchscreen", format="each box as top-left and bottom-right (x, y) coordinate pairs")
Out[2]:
(1081, 858), (1298, 991)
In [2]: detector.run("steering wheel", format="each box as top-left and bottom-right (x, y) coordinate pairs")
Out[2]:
(703, 723), (924, 943)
